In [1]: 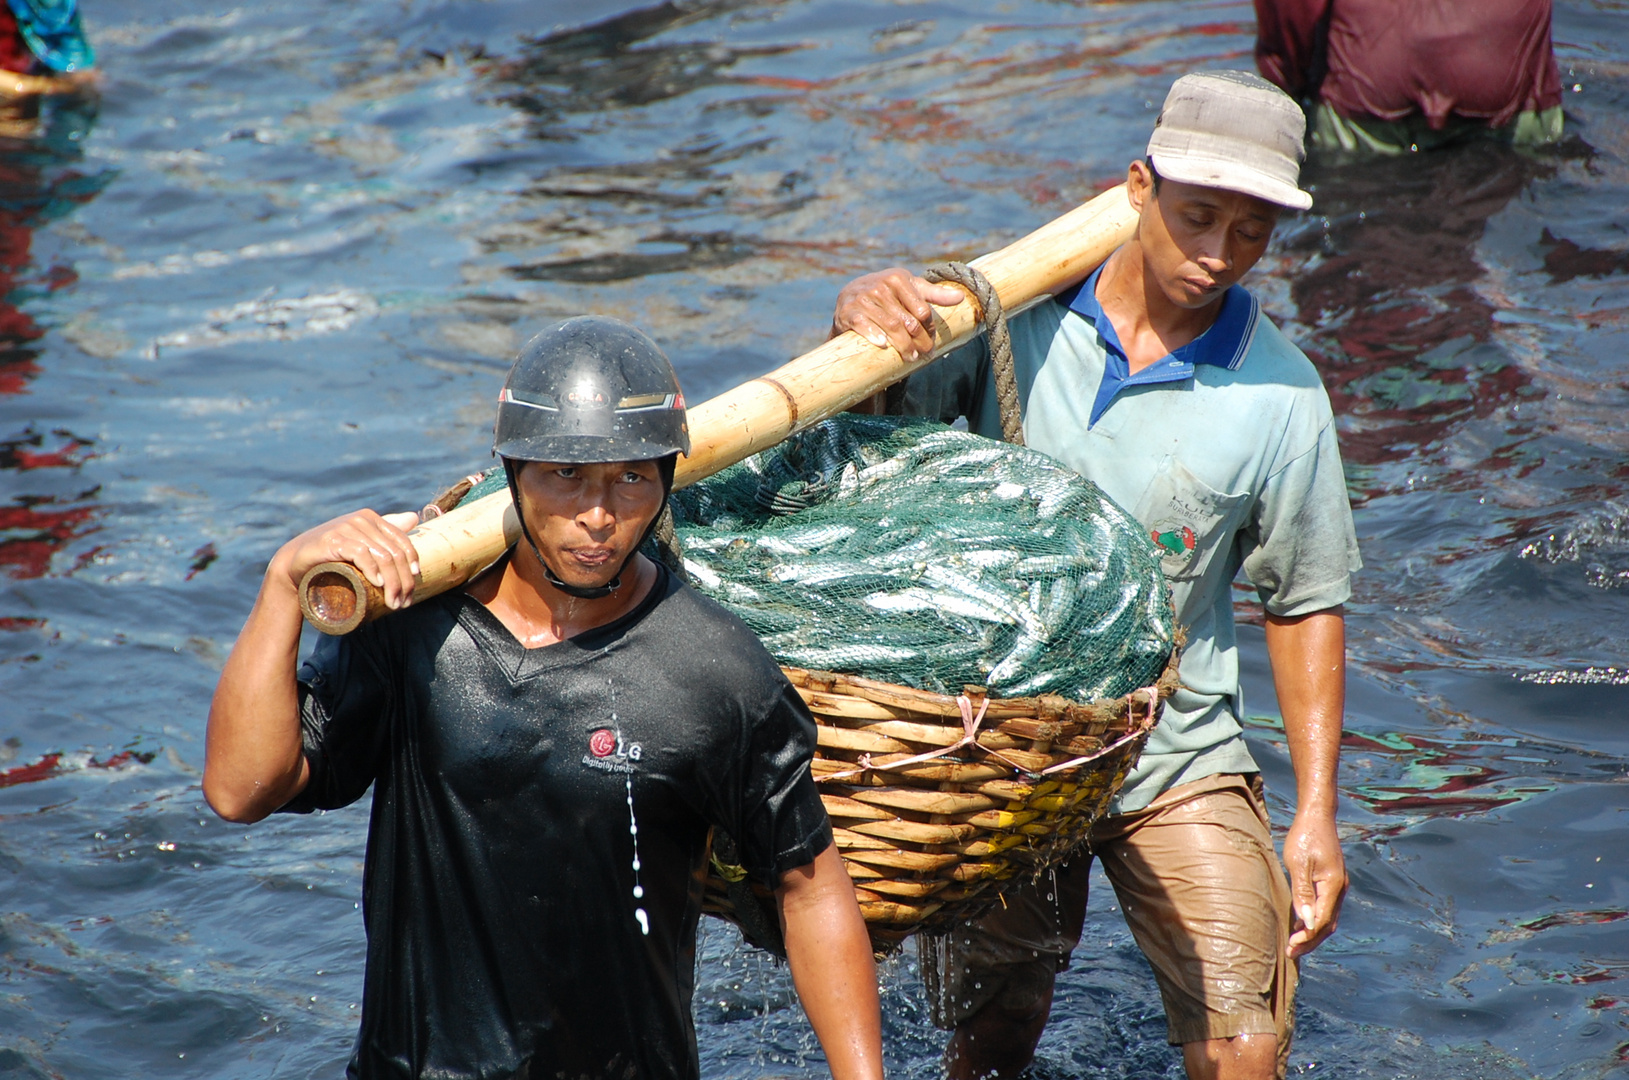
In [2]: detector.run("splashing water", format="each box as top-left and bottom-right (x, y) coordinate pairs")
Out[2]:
(609, 696), (650, 938)
(627, 773), (649, 937)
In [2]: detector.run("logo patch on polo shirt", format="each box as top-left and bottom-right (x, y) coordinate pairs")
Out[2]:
(1151, 525), (1197, 558)
(588, 729), (617, 758)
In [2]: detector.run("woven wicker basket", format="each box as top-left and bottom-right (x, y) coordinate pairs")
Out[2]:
(703, 648), (1181, 953)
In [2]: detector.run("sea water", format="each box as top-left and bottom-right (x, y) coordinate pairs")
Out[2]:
(1, 2), (1625, 1078)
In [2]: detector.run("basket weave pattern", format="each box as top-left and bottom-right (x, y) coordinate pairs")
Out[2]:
(704, 650), (1180, 949)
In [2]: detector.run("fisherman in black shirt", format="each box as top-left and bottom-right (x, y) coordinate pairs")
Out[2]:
(204, 317), (883, 1080)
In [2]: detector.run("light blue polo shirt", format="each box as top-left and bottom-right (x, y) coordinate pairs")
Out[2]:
(903, 264), (1361, 812)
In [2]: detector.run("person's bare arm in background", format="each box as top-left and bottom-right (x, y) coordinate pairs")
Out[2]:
(1265, 605), (1348, 956)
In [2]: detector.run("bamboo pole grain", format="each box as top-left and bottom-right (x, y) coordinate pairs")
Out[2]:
(298, 184), (1139, 634)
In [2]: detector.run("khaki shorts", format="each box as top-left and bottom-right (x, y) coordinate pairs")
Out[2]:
(922, 773), (1296, 1060)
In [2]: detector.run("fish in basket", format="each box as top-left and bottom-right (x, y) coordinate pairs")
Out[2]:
(674, 416), (1181, 954)
(431, 417), (1177, 954)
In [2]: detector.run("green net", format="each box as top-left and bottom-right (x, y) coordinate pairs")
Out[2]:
(666, 415), (1174, 702)
(461, 468), (510, 504)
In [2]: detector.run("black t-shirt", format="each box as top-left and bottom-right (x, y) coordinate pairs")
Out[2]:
(284, 563), (832, 1080)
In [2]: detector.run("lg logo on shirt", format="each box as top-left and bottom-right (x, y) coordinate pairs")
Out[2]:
(584, 728), (641, 773)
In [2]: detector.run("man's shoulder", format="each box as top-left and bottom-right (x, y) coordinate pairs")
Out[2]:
(326, 589), (468, 655)
(643, 576), (792, 689)
(1206, 304), (1331, 410)
(1238, 304), (1321, 384)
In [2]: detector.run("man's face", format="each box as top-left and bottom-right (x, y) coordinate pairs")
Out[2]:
(1129, 162), (1282, 310)
(515, 459), (665, 589)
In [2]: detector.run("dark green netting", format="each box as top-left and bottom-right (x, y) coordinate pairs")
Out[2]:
(667, 415), (1173, 702)
(463, 468), (509, 504)
(455, 415), (1174, 702)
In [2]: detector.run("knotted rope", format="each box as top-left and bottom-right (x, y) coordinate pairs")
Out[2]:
(1037, 684), (1162, 775)
(651, 502), (688, 583)
(923, 260), (1023, 446)
(817, 682), (1164, 784)
(818, 693), (1029, 782)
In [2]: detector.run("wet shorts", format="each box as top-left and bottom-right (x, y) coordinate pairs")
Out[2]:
(921, 773), (1296, 1055)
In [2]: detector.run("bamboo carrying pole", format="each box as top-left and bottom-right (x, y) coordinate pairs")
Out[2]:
(298, 183), (1140, 634)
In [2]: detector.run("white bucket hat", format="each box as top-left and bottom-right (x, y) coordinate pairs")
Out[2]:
(1146, 70), (1313, 211)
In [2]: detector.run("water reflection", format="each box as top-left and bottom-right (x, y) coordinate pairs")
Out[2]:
(496, 0), (802, 135)
(0, 92), (107, 588)
(0, 2), (1624, 1078)
(1284, 143), (1563, 475)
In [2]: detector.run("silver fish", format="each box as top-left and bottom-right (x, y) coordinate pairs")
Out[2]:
(957, 549), (1022, 571)
(987, 630), (1050, 688)
(682, 558), (722, 589)
(775, 522), (859, 548)
(863, 586), (1018, 626)
(778, 643), (922, 669)
(921, 563), (1047, 639)
(755, 535), (811, 556)
(1082, 580), (1139, 636)
(1012, 553), (1091, 576)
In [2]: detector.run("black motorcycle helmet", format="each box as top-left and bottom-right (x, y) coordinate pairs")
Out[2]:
(493, 316), (690, 599)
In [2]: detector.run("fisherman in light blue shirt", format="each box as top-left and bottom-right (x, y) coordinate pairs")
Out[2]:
(832, 71), (1360, 1080)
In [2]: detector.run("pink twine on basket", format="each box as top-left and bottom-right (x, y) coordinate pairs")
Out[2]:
(818, 693), (1040, 782)
(1037, 683), (1162, 776)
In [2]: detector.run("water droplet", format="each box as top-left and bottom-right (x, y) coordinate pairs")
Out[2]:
(633, 885), (644, 898)
(635, 908), (650, 935)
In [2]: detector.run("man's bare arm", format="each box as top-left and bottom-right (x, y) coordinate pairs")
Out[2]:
(203, 510), (419, 823)
(777, 844), (884, 1080)
(1264, 605), (1348, 957)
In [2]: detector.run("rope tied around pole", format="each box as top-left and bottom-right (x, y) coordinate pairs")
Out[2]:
(651, 502), (688, 583)
(923, 260), (1023, 446)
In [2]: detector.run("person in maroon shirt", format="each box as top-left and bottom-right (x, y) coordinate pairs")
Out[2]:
(0, 7), (31, 76)
(1255, 0), (1565, 154)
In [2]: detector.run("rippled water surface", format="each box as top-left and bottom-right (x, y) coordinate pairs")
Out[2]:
(2, 1), (1627, 1077)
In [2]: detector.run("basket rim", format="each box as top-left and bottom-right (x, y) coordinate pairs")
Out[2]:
(782, 635), (1183, 729)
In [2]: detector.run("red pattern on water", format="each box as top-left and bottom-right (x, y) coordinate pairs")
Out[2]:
(0, 751), (151, 789)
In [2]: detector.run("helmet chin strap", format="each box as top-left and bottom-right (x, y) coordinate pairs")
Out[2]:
(502, 458), (675, 601)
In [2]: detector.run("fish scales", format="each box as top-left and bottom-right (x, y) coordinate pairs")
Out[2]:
(669, 415), (1172, 696)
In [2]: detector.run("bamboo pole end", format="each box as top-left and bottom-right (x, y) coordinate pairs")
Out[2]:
(299, 561), (379, 635)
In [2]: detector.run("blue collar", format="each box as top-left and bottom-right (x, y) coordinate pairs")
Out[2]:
(1064, 263), (1260, 426)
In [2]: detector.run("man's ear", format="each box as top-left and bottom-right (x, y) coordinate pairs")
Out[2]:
(1126, 159), (1154, 211)
(1125, 160), (1156, 245)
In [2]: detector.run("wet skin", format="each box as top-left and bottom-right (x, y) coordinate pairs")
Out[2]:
(1098, 160), (1281, 373)
(471, 459), (667, 649)
(201, 457), (884, 1080)
(832, 163), (1345, 1080)
(831, 161), (1280, 371)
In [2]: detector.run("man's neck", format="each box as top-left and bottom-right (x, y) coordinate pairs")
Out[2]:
(1095, 242), (1226, 374)
(471, 550), (657, 649)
